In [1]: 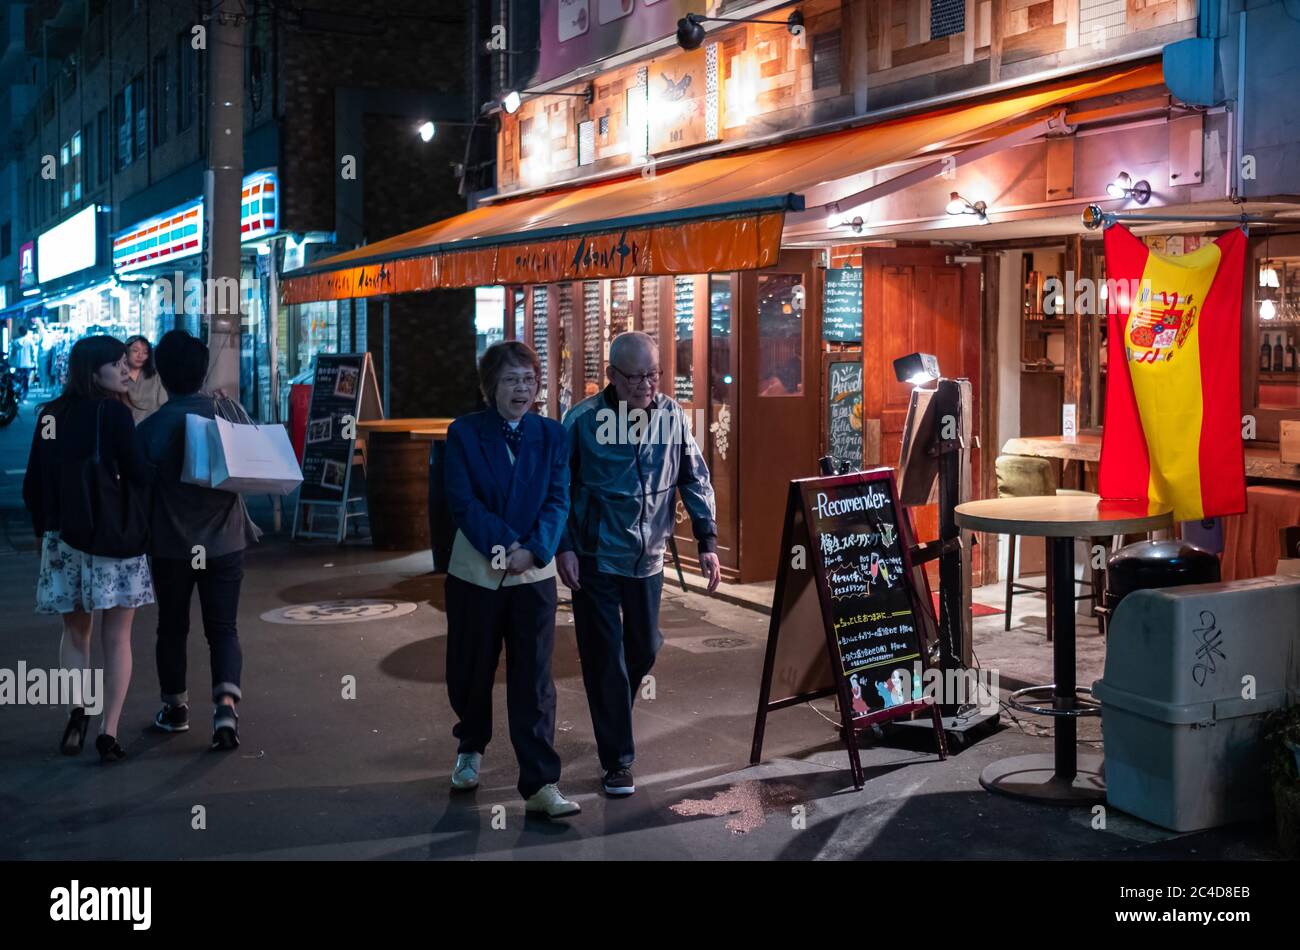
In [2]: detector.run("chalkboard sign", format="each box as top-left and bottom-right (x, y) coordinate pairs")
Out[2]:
(751, 470), (946, 787)
(826, 360), (863, 467)
(823, 266), (863, 343)
(298, 352), (381, 505)
(806, 476), (922, 720)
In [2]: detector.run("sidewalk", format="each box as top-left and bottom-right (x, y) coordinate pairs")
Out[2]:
(0, 402), (1280, 860)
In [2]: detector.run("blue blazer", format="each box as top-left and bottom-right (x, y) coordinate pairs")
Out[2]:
(443, 409), (570, 568)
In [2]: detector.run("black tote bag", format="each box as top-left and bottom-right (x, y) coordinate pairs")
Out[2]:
(61, 401), (151, 558)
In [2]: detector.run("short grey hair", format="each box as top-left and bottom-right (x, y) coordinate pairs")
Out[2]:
(608, 331), (658, 369)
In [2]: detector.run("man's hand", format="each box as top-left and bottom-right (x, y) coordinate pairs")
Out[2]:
(556, 550), (581, 590)
(505, 546), (534, 575)
(700, 552), (722, 593)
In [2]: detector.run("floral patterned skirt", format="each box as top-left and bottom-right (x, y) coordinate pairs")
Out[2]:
(35, 531), (155, 615)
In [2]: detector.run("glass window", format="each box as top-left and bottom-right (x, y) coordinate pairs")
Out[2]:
(756, 274), (805, 396)
(709, 275), (732, 404)
(673, 276), (694, 404)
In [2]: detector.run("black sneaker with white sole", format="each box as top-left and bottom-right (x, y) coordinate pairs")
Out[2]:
(153, 703), (190, 733)
(602, 767), (635, 796)
(211, 705), (239, 751)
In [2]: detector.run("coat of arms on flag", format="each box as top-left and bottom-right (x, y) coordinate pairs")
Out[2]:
(1099, 224), (1247, 521)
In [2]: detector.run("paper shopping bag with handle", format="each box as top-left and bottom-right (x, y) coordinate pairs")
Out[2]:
(181, 413), (217, 487)
(208, 415), (304, 495)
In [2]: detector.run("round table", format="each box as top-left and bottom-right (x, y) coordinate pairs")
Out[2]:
(955, 495), (1173, 804)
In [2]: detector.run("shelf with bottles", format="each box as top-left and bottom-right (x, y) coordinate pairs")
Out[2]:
(1258, 329), (1299, 375)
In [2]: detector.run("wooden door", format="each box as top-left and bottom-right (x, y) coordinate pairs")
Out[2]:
(735, 249), (823, 582)
(861, 247), (982, 553)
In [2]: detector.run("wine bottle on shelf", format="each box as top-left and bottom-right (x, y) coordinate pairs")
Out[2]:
(1262, 335), (1274, 371)
(1273, 334), (1285, 372)
(1287, 335), (1297, 372)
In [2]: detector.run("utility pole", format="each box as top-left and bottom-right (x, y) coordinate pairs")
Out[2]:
(203, 0), (245, 397)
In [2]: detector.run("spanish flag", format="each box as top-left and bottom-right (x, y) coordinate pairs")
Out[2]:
(1099, 224), (1247, 521)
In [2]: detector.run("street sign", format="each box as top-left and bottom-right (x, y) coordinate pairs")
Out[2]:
(750, 469), (947, 787)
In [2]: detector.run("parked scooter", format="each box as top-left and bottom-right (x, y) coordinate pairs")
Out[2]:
(0, 357), (21, 427)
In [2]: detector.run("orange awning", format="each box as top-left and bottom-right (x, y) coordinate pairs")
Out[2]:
(281, 61), (1161, 304)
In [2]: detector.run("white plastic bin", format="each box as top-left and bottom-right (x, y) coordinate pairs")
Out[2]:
(1092, 575), (1300, 832)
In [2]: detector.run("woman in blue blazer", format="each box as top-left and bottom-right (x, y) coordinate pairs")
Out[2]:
(442, 341), (578, 819)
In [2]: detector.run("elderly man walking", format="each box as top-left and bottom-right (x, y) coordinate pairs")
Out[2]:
(557, 331), (721, 797)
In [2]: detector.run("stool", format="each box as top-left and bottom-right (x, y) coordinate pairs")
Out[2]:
(996, 456), (1099, 639)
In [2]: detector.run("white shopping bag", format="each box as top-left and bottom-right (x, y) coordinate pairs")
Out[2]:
(181, 413), (218, 487)
(208, 415), (303, 495)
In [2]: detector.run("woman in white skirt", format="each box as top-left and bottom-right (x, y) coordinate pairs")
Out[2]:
(23, 335), (156, 763)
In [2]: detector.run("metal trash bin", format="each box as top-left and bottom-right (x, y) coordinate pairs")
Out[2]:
(1097, 540), (1220, 636)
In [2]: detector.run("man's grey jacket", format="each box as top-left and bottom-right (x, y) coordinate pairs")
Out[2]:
(559, 385), (717, 578)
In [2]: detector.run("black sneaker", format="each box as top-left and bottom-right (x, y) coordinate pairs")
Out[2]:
(153, 703), (190, 733)
(211, 705), (239, 751)
(602, 767), (635, 797)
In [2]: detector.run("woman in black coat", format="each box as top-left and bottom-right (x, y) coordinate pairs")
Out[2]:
(24, 335), (155, 762)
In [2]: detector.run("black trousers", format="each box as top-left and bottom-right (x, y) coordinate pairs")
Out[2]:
(152, 550), (244, 705)
(571, 559), (664, 772)
(444, 573), (561, 798)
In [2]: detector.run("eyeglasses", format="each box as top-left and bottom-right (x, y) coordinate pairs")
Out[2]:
(612, 367), (662, 386)
(500, 374), (538, 387)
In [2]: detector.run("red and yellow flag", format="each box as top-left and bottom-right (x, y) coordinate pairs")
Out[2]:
(1099, 224), (1247, 521)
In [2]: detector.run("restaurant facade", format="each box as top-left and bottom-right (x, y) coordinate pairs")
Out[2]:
(282, 0), (1300, 583)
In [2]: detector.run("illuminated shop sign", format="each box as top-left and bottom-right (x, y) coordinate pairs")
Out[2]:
(113, 170), (279, 274)
(37, 206), (98, 283)
(18, 242), (36, 289)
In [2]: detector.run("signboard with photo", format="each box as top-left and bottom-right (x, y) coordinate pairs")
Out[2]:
(294, 352), (382, 525)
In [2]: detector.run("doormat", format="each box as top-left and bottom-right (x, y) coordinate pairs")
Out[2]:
(931, 593), (1002, 617)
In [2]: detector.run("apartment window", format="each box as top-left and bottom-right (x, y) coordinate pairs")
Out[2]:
(132, 73), (147, 158)
(97, 108), (109, 183)
(60, 144), (70, 208)
(114, 87), (131, 169)
(151, 52), (169, 146)
(81, 124), (92, 192)
(176, 31), (196, 133)
(71, 132), (83, 203)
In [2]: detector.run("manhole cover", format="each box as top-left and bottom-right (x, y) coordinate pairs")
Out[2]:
(261, 599), (419, 625)
(701, 637), (749, 649)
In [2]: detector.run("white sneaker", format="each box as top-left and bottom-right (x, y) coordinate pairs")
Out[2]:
(450, 752), (481, 790)
(524, 784), (582, 818)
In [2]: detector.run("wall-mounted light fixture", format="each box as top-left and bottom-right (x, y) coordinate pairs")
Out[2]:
(825, 203), (864, 233)
(676, 9), (804, 51)
(496, 84), (595, 116)
(945, 192), (987, 222)
(417, 121), (435, 142)
(1106, 171), (1151, 204)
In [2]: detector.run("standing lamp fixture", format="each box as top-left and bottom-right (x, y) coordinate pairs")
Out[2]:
(1105, 171), (1151, 204)
(676, 9), (804, 51)
(945, 192), (987, 222)
(495, 84), (595, 116)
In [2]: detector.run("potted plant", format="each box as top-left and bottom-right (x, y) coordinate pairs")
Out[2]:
(1262, 704), (1300, 858)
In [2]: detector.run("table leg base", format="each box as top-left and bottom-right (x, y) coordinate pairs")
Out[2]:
(980, 753), (1106, 804)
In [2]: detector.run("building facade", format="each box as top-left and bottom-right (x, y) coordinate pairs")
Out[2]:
(0, 0), (480, 420)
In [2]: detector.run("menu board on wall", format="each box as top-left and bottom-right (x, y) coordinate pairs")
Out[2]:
(827, 360), (864, 467)
(610, 277), (631, 337)
(751, 470), (945, 787)
(640, 277), (660, 337)
(582, 280), (603, 397)
(557, 284), (574, 415)
(298, 353), (382, 505)
(673, 276), (694, 403)
(823, 266), (863, 343)
(532, 286), (550, 414)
